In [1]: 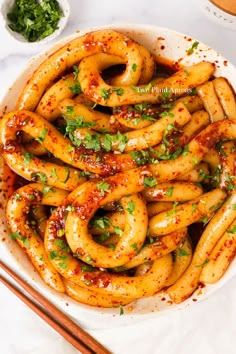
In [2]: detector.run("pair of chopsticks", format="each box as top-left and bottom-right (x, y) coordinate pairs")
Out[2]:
(0, 260), (111, 354)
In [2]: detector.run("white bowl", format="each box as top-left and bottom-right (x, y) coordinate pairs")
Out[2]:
(0, 0), (70, 45)
(1, 24), (236, 330)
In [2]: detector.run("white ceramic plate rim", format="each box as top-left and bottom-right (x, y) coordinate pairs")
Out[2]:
(1, 23), (236, 330)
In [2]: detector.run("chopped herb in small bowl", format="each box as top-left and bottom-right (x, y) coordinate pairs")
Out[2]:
(1, 0), (70, 44)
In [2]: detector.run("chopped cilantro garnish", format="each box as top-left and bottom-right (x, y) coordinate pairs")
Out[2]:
(126, 201), (135, 215)
(201, 215), (209, 225)
(162, 123), (176, 146)
(78, 171), (91, 178)
(132, 63), (137, 72)
(112, 266), (127, 272)
(63, 167), (70, 183)
(65, 205), (75, 212)
(226, 225), (236, 234)
(102, 132), (127, 152)
(115, 131), (128, 152)
(72, 65), (79, 81)
(216, 140), (227, 157)
(96, 231), (111, 243)
(11, 231), (29, 247)
(166, 201), (179, 216)
(90, 216), (111, 229)
(85, 255), (95, 265)
(28, 194), (35, 201)
(97, 182), (110, 196)
(209, 202), (224, 211)
(143, 176), (157, 188)
(225, 173), (236, 191)
(42, 185), (55, 195)
(108, 243), (116, 251)
(189, 88), (197, 95)
(101, 87), (124, 100)
(130, 243), (139, 253)
(57, 229), (65, 237)
(13, 193), (22, 201)
(166, 186), (174, 197)
(178, 248), (190, 257)
(101, 88), (111, 100)
(31, 172), (48, 184)
(113, 226), (123, 236)
(21, 152), (34, 165)
(119, 304), (124, 315)
(90, 216), (123, 236)
(81, 264), (95, 273)
(199, 164), (221, 187)
(68, 81), (82, 95)
(35, 128), (48, 144)
(161, 102), (174, 110)
(53, 239), (70, 253)
(68, 66), (82, 95)
(64, 107), (96, 146)
(192, 203), (198, 212)
(196, 259), (210, 267)
(49, 251), (68, 261)
(159, 111), (175, 118)
(7, 0), (64, 42)
(58, 262), (67, 269)
(192, 156), (198, 167)
(103, 134), (114, 152)
(187, 41), (199, 55)
(160, 88), (172, 101)
(51, 168), (59, 180)
(111, 87), (124, 96)
(130, 149), (158, 166)
(183, 144), (189, 156)
(123, 103), (157, 125)
(83, 133), (101, 151)
(66, 145), (75, 154)
(157, 146), (183, 161)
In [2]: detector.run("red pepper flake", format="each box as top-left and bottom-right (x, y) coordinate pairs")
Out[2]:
(199, 282), (206, 288)
(184, 36), (192, 42)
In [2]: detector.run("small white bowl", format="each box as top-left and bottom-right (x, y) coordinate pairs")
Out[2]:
(1, 0), (70, 45)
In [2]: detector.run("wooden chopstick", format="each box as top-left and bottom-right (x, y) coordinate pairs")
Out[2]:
(0, 261), (111, 354)
(0, 273), (93, 354)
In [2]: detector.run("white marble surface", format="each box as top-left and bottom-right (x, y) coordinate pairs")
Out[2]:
(0, 0), (236, 353)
